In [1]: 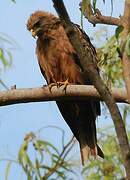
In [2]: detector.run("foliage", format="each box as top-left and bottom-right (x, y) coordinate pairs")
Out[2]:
(2, 125), (130, 179)
(1, 0), (130, 179)
(2, 128), (78, 180)
(125, 34), (130, 57)
(97, 35), (123, 88)
(0, 33), (18, 89)
(81, 106), (130, 179)
(0, 34), (17, 70)
(81, 0), (113, 15)
(19, 134), (76, 179)
(82, 127), (126, 179)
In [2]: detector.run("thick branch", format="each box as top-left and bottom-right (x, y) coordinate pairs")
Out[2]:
(0, 85), (127, 106)
(52, 0), (130, 178)
(121, 2), (130, 177)
(79, 3), (122, 26)
(121, 1), (130, 105)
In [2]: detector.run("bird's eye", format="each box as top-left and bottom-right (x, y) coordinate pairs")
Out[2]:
(34, 20), (40, 27)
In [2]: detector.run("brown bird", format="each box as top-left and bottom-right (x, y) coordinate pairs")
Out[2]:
(27, 11), (104, 165)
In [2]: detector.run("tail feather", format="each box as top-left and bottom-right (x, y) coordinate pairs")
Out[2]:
(56, 101), (104, 165)
(80, 144), (89, 165)
(80, 143), (104, 165)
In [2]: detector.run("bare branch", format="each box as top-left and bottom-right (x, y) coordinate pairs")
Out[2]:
(43, 136), (76, 179)
(121, 1), (130, 104)
(79, 3), (122, 26)
(0, 85), (128, 107)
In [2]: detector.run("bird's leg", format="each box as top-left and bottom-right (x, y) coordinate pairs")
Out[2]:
(48, 79), (70, 93)
(48, 82), (59, 92)
(57, 78), (70, 92)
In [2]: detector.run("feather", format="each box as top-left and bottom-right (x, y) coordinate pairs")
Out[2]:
(27, 11), (104, 164)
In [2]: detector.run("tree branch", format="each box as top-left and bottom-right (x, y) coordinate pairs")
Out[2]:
(79, 2), (122, 26)
(121, 1), (130, 105)
(0, 85), (127, 106)
(52, 0), (130, 178)
(120, 2), (130, 176)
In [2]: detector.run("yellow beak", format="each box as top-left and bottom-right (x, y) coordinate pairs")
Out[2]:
(30, 29), (37, 38)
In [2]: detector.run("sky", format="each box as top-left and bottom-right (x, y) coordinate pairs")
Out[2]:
(0, 0), (124, 179)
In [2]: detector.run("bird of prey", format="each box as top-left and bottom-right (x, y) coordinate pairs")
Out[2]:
(27, 11), (104, 165)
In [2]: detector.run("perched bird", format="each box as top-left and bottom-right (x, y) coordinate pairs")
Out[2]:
(27, 11), (104, 165)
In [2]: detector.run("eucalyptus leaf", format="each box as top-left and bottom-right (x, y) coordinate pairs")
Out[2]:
(93, 0), (97, 12)
(125, 34), (130, 57)
(5, 161), (12, 180)
(0, 48), (8, 67)
(115, 26), (123, 40)
(36, 140), (59, 155)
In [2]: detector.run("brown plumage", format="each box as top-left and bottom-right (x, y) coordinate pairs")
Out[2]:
(27, 11), (104, 164)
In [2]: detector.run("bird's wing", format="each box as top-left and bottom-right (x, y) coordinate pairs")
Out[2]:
(35, 21), (103, 164)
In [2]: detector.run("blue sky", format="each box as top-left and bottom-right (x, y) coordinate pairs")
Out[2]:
(0, 0), (124, 179)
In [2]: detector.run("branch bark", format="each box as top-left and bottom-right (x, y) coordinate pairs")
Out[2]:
(121, 1), (130, 104)
(79, 2), (122, 26)
(52, 0), (130, 178)
(0, 85), (127, 106)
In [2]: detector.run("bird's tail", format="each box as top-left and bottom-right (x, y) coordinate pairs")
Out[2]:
(80, 142), (104, 165)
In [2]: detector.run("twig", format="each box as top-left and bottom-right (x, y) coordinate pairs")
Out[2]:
(79, 2), (122, 26)
(43, 136), (76, 179)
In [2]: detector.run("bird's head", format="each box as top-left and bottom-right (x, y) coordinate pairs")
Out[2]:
(27, 11), (60, 38)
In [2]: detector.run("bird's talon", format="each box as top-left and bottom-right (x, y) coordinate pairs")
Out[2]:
(48, 79), (69, 93)
(48, 83), (55, 93)
(48, 82), (60, 92)
(57, 79), (69, 92)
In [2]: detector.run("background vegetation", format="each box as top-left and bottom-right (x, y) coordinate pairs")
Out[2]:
(0, 0), (130, 179)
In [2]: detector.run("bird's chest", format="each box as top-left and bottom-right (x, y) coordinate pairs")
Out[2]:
(37, 38), (68, 83)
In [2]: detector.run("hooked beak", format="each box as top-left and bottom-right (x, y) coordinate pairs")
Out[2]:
(30, 29), (37, 38)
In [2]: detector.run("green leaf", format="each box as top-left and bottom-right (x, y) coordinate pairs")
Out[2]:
(55, 169), (66, 179)
(80, 0), (87, 29)
(36, 140), (59, 155)
(80, 0), (92, 28)
(18, 140), (30, 172)
(125, 34), (130, 57)
(5, 161), (12, 180)
(6, 50), (13, 66)
(93, 0), (97, 12)
(24, 153), (33, 169)
(0, 48), (8, 67)
(18, 141), (28, 163)
(0, 48), (12, 69)
(115, 26), (123, 40)
(35, 158), (42, 178)
(33, 141), (44, 163)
